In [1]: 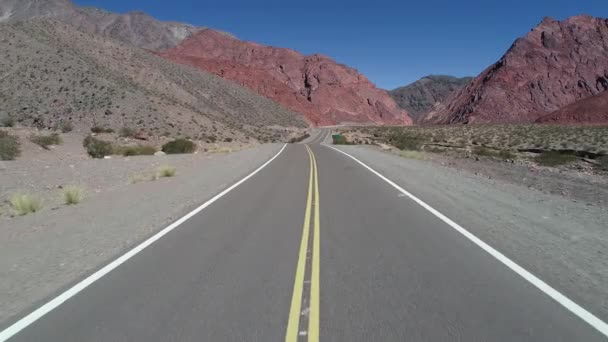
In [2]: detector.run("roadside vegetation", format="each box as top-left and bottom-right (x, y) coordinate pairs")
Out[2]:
(84, 135), (157, 158)
(113, 144), (156, 156)
(91, 125), (115, 134)
(10, 193), (42, 216)
(30, 133), (63, 150)
(63, 185), (84, 205)
(83, 135), (113, 158)
(338, 124), (608, 170)
(332, 134), (354, 145)
(0, 130), (21, 160)
(162, 138), (196, 154)
(157, 165), (177, 178)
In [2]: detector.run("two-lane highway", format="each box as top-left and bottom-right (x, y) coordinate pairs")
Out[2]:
(1, 130), (607, 341)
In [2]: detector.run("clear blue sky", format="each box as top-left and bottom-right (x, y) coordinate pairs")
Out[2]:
(74, 0), (607, 89)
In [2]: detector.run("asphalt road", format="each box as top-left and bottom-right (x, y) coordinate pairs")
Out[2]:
(2, 130), (606, 341)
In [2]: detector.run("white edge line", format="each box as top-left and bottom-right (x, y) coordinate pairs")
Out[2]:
(324, 144), (608, 338)
(0, 144), (288, 342)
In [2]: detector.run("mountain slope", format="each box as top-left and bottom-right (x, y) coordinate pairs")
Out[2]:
(389, 75), (472, 122)
(158, 29), (412, 126)
(0, 0), (199, 50)
(536, 90), (608, 124)
(0, 19), (306, 141)
(423, 15), (608, 124)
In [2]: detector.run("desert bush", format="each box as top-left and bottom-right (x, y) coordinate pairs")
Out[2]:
(1, 115), (15, 127)
(83, 135), (113, 158)
(63, 185), (84, 205)
(119, 127), (136, 137)
(91, 125), (114, 134)
(332, 135), (353, 145)
(157, 165), (176, 178)
(30, 133), (62, 150)
(114, 144), (156, 156)
(535, 151), (577, 166)
(0, 131), (20, 160)
(10, 193), (42, 215)
(162, 139), (196, 154)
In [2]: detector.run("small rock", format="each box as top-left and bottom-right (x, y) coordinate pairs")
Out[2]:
(154, 151), (166, 156)
(104, 156), (112, 159)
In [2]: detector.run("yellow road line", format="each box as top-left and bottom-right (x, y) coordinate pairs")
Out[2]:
(309, 146), (320, 342)
(286, 145), (321, 342)
(285, 145), (314, 341)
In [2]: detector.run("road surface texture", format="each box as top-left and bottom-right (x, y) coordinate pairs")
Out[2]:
(1, 130), (606, 341)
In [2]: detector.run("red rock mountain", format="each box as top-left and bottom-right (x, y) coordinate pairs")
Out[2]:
(536, 90), (608, 124)
(423, 15), (608, 124)
(159, 29), (411, 126)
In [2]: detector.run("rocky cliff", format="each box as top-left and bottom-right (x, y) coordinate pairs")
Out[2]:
(423, 15), (608, 124)
(536, 90), (608, 124)
(390, 75), (472, 122)
(159, 29), (411, 126)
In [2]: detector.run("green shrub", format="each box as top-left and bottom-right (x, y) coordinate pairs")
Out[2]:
(91, 126), (114, 134)
(0, 131), (20, 160)
(162, 139), (196, 154)
(63, 185), (84, 205)
(10, 193), (42, 215)
(119, 127), (136, 137)
(1, 116), (15, 127)
(332, 135), (353, 145)
(157, 165), (176, 178)
(30, 133), (62, 150)
(114, 144), (156, 156)
(535, 151), (577, 166)
(83, 135), (113, 158)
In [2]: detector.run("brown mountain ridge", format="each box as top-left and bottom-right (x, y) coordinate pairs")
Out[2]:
(158, 29), (412, 126)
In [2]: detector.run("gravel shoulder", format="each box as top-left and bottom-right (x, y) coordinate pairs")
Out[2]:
(0, 143), (283, 327)
(330, 144), (608, 321)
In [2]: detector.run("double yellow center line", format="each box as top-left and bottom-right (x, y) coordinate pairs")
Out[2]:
(286, 145), (320, 342)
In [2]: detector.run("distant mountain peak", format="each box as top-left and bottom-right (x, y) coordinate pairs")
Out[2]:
(0, 0), (200, 50)
(389, 75), (472, 121)
(422, 14), (608, 124)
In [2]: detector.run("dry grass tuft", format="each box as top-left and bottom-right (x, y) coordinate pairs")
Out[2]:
(10, 193), (42, 215)
(63, 185), (84, 205)
(157, 165), (177, 178)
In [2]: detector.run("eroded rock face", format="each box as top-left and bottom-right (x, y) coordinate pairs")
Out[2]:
(536, 90), (608, 124)
(423, 15), (608, 124)
(389, 75), (472, 122)
(159, 29), (411, 126)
